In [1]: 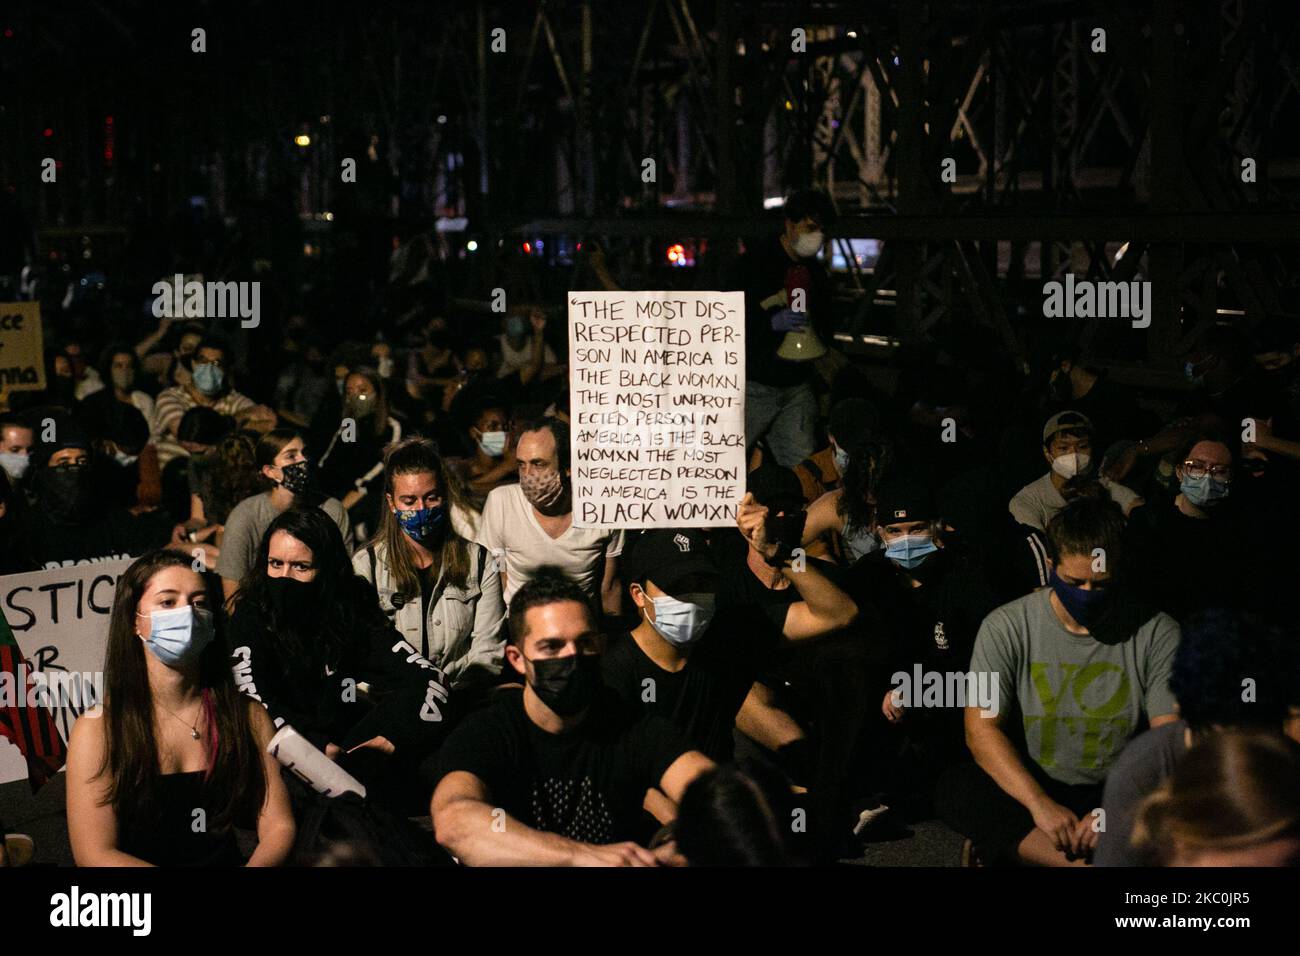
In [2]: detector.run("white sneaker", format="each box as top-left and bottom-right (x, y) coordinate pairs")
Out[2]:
(852, 803), (891, 837)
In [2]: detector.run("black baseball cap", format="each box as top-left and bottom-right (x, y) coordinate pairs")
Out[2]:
(623, 529), (719, 596)
(874, 474), (936, 526)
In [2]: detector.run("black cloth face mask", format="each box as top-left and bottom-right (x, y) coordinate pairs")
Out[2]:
(266, 576), (322, 623)
(527, 653), (601, 717)
(41, 463), (96, 523)
(277, 460), (314, 497)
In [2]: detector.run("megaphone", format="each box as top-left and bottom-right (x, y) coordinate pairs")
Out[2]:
(776, 265), (827, 362)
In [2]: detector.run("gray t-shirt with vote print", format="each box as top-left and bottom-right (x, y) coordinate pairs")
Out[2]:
(969, 588), (1179, 786)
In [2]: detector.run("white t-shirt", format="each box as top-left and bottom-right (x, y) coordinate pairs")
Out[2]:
(476, 483), (624, 605)
(496, 333), (557, 379)
(1008, 472), (1141, 531)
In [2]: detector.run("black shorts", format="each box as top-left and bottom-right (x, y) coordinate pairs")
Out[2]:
(934, 760), (1103, 865)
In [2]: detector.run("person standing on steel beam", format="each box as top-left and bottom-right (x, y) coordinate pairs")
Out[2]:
(726, 189), (837, 470)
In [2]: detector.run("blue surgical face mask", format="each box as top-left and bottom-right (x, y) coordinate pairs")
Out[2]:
(0, 451), (30, 480)
(396, 505), (446, 542)
(644, 592), (716, 647)
(1181, 473), (1230, 508)
(138, 605), (215, 669)
(1049, 570), (1112, 630)
(832, 443), (850, 476)
(192, 362), (225, 396)
(884, 533), (938, 570)
(477, 430), (507, 458)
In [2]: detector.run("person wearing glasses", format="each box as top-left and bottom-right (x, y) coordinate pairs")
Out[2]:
(1126, 436), (1245, 621)
(153, 336), (254, 468)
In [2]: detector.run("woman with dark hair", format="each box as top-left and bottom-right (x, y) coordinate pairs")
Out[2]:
(352, 438), (505, 693)
(800, 415), (895, 566)
(216, 428), (353, 601)
(228, 506), (452, 806)
(317, 367), (402, 540)
(78, 342), (156, 431)
(673, 765), (798, 866)
(65, 549), (294, 866)
(1131, 729), (1300, 866)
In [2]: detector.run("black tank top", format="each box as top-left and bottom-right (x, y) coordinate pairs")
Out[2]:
(118, 771), (244, 867)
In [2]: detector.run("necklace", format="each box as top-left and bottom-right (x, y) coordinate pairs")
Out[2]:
(156, 697), (203, 740)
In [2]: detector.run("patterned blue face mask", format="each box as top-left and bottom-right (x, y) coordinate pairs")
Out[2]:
(396, 506), (446, 542)
(884, 533), (938, 570)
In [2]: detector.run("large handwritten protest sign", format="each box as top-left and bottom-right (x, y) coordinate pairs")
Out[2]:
(0, 302), (46, 393)
(0, 560), (128, 785)
(569, 290), (745, 529)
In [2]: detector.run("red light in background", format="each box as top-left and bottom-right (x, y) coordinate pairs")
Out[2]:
(42, 128), (53, 137)
(3, 28), (13, 39)
(666, 243), (685, 264)
(522, 242), (532, 255)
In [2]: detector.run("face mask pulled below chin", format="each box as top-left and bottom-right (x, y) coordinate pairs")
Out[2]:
(1051, 451), (1091, 479)
(832, 444), (850, 476)
(528, 653), (601, 717)
(645, 593), (716, 647)
(140, 605), (215, 669)
(793, 231), (824, 258)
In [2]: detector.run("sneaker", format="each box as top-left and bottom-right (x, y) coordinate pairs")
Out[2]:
(3, 833), (35, 868)
(852, 803), (891, 837)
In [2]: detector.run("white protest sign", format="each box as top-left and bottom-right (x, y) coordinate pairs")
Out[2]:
(569, 290), (745, 529)
(0, 560), (128, 785)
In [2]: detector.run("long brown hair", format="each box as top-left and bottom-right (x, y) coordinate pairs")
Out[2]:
(1131, 729), (1300, 865)
(368, 437), (471, 600)
(100, 549), (266, 831)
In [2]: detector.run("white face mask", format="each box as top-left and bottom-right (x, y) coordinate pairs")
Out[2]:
(377, 356), (395, 379)
(644, 593), (716, 647)
(793, 230), (824, 258)
(1051, 451), (1091, 479)
(113, 449), (139, 467)
(0, 451), (29, 480)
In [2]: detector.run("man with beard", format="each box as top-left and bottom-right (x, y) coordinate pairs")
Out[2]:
(476, 417), (624, 615)
(21, 419), (179, 570)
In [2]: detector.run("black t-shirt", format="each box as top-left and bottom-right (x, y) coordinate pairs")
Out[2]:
(1049, 372), (1147, 452)
(843, 549), (1001, 686)
(434, 687), (690, 845)
(713, 536), (817, 642)
(1127, 500), (1245, 622)
(724, 233), (833, 387)
(601, 620), (772, 762)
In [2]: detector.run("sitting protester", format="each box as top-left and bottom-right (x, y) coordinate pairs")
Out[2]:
(1009, 411), (1142, 532)
(1096, 609), (1299, 866)
(317, 367), (403, 540)
(1130, 729), (1300, 866)
(431, 568), (714, 866)
(673, 764), (802, 867)
(229, 506), (453, 811)
(66, 549), (294, 866)
(22, 419), (183, 570)
(797, 397), (887, 564)
(217, 428), (352, 601)
(352, 438), (506, 694)
(937, 497), (1180, 866)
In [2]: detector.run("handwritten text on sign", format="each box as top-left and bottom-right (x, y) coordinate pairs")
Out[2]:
(0, 559), (128, 785)
(569, 290), (745, 529)
(0, 302), (47, 392)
